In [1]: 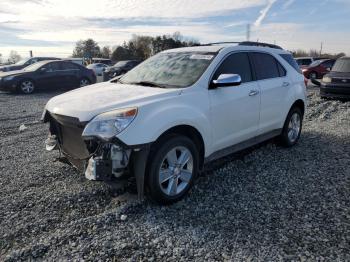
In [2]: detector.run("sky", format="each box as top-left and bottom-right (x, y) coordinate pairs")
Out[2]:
(0, 0), (349, 59)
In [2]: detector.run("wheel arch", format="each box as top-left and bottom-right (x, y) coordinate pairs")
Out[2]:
(291, 99), (305, 116)
(152, 124), (206, 170)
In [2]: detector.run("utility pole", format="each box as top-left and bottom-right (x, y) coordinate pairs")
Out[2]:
(320, 42), (323, 56)
(29, 50), (33, 58)
(246, 24), (250, 41)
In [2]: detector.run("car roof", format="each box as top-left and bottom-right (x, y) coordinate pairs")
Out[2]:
(163, 43), (289, 55)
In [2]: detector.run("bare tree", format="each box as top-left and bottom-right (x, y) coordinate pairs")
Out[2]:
(101, 46), (112, 59)
(8, 50), (21, 64)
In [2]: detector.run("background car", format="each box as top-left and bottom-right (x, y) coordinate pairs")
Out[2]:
(87, 63), (109, 76)
(312, 56), (350, 99)
(0, 60), (96, 94)
(92, 58), (113, 65)
(103, 60), (141, 81)
(0, 57), (61, 72)
(65, 58), (84, 66)
(295, 57), (314, 68)
(302, 59), (335, 79)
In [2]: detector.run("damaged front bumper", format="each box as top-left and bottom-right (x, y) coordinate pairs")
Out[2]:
(43, 111), (150, 198)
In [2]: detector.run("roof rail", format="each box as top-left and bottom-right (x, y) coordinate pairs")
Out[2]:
(238, 41), (283, 50)
(203, 41), (240, 46)
(202, 41), (283, 50)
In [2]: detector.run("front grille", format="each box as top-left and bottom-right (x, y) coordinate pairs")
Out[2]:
(49, 113), (90, 160)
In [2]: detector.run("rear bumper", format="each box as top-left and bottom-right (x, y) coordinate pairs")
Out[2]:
(320, 85), (350, 98)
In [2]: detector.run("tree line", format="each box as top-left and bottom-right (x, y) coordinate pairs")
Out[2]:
(291, 49), (345, 59)
(72, 32), (200, 61)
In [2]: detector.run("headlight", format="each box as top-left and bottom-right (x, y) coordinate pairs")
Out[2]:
(302, 68), (307, 72)
(3, 76), (15, 81)
(82, 107), (137, 141)
(322, 76), (332, 83)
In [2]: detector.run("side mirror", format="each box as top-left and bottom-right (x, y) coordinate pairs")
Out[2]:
(311, 79), (321, 86)
(211, 74), (242, 88)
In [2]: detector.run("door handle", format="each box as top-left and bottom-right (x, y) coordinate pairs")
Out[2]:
(282, 82), (290, 87)
(249, 90), (259, 96)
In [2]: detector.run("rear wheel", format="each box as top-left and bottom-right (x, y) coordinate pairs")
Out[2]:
(79, 78), (91, 87)
(18, 80), (35, 94)
(147, 136), (199, 204)
(280, 107), (303, 147)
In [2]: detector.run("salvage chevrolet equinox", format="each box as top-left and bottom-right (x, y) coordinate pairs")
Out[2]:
(42, 42), (306, 204)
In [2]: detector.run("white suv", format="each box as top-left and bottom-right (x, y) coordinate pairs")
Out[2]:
(42, 42), (306, 204)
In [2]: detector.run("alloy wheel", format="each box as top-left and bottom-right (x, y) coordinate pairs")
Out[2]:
(287, 112), (301, 143)
(158, 146), (193, 196)
(20, 81), (34, 94)
(80, 79), (90, 87)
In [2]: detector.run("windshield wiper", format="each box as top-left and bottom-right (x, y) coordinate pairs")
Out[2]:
(129, 81), (167, 88)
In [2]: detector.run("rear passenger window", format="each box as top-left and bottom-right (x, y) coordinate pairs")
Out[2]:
(251, 53), (283, 80)
(280, 54), (301, 73)
(62, 62), (79, 70)
(213, 53), (252, 83)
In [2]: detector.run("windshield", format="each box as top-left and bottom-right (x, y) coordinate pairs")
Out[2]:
(14, 59), (29, 66)
(120, 52), (216, 88)
(309, 60), (323, 67)
(297, 59), (312, 66)
(332, 58), (350, 73)
(23, 61), (47, 71)
(114, 61), (128, 67)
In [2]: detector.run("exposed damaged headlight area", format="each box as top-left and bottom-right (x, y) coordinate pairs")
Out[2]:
(44, 112), (133, 182)
(82, 107), (137, 141)
(84, 144), (131, 181)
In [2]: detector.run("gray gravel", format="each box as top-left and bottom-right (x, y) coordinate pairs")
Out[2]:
(0, 87), (349, 261)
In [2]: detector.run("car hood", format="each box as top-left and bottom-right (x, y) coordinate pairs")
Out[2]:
(0, 70), (28, 77)
(326, 71), (350, 78)
(105, 66), (122, 71)
(45, 81), (182, 122)
(0, 65), (23, 72)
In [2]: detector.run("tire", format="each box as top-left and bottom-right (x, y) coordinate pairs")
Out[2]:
(147, 135), (199, 204)
(79, 78), (91, 87)
(309, 72), (318, 80)
(18, 80), (35, 94)
(280, 107), (303, 147)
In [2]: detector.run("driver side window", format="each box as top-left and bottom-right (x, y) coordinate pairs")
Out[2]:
(45, 62), (61, 72)
(213, 53), (253, 83)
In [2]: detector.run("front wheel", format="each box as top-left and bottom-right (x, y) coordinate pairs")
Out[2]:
(18, 80), (35, 94)
(280, 107), (303, 147)
(147, 136), (199, 204)
(79, 78), (91, 87)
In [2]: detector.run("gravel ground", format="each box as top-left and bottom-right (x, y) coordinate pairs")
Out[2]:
(0, 87), (349, 261)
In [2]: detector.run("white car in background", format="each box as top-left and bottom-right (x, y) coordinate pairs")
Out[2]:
(43, 41), (306, 204)
(86, 63), (109, 76)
